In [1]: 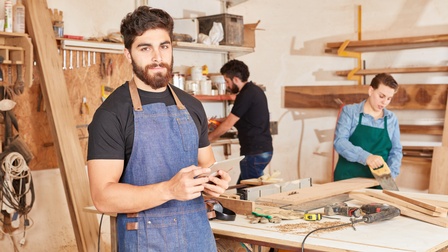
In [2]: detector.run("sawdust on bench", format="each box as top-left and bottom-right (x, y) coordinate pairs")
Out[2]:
(273, 221), (352, 235)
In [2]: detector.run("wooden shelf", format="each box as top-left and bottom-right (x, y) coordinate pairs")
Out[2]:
(173, 41), (254, 57)
(325, 33), (448, 53)
(335, 66), (448, 76)
(194, 94), (236, 102)
(0, 32), (33, 87)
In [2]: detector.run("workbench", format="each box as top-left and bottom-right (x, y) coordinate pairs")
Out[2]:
(211, 191), (448, 252)
(85, 190), (448, 252)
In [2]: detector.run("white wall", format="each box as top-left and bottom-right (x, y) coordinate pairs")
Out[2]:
(42, 0), (448, 184)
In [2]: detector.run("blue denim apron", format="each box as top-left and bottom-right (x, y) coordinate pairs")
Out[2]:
(117, 80), (216, 251)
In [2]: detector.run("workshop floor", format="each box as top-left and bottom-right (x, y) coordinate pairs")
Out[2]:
(0, 168), (112, 252)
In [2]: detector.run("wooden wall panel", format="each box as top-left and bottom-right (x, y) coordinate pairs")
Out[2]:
(4, 53), (132, 170)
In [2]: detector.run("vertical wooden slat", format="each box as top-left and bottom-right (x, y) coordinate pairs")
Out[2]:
(23, 0), (99, 251)
(429, 93), (448, 194)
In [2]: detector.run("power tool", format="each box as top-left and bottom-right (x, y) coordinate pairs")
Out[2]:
(324, 202), (361, 218)
(355, 203), (401, 224)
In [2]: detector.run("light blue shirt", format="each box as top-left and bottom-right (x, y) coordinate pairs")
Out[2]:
(334, 100), (402, 178)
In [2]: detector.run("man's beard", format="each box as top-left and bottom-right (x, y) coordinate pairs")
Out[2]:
(229, 82), (239, 94)
(132, 61), (172, 90)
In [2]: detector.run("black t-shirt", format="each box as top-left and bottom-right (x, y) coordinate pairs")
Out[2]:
(231, 81), (273, 155)
(87, 82), (209, 167)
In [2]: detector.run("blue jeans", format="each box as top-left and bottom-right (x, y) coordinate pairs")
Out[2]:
(237, 151), (273, 184)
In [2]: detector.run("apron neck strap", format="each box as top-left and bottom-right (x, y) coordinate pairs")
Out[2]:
(129, 79), (143, 111)
(128, 79), (186, 111)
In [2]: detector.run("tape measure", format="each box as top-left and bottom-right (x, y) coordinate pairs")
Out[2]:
(303, 213), (322, 221)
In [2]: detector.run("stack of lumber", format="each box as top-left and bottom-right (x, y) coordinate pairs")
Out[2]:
(350, 190), (448, 228)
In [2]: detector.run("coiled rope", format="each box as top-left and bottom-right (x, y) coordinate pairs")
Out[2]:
(1, 152), (35, 248)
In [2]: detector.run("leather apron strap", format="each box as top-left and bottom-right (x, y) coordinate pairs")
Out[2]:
(128, 79), (186, 111)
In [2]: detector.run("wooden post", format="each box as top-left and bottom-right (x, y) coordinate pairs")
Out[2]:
(23, 0), (99, 251)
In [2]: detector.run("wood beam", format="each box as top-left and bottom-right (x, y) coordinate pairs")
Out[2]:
(24, 0), (99, 251)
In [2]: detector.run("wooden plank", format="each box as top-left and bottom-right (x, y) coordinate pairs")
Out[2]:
(284, 84), (448, 110)
(256, 177), (378, 205)
(325, 33), (448, 53)
(383, 190), (448, 214)
(400, 124), (443, 135)
(349, 192), (448, 228)
(429, 93), (448, 194)
(336, 66), (448, 76)
(429, 146), (448, 194)
(24, 1), (99, 251)
(364, 190), (446, 217)
(204, 195), (255, 215)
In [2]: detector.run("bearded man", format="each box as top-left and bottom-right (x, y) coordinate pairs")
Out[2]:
(87, 6), (230, 251)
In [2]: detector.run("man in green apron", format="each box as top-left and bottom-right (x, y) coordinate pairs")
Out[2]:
(334, 73), (402, 183)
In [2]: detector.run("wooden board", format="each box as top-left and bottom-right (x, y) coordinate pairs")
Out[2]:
(364, 190), (446, 217)
(256, 177), (378, 205)
(284, 84), (448, 110)
(336, 66), (448, 76)
(240, 178), (283, 186)
(24, 0), (99, 251)
(204, 195), (255, 215)
(429, 92), (448, 195)
(349, 192), (448, 228)
(325, 33), (448, 53)
(383, 190), (448, 214)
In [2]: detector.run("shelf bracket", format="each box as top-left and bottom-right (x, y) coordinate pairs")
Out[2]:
(337, 39), (362, 85)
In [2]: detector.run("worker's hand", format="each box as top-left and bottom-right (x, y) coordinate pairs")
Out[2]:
(366, 155), (385, 169)
(203, 169), (231, 197)
(167, 165), (211, 201)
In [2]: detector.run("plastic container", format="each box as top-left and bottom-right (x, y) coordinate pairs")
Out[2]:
(4, 0), (13, 33)
(13, 0), (25, 33)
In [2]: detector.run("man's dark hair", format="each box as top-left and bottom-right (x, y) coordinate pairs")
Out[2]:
(371, 73), (399, 92)
(120, 6), (174, 50)
(220, 59), (250, 82)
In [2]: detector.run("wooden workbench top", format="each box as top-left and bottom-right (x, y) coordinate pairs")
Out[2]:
(210, 191), (448, 252)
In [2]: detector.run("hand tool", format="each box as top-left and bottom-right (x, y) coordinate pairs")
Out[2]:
(324, 202), (361, 218)
(87, 51), (91, 66)
(303, 213), (322, 221)
(93, 52), (96, 64)
(69, 50), (73, 69)
(353, 203), (400, 224)
(76, 51), (79, 68)
(62, 50), (67, 70)
(13, 65), (24, 95)
(368, 157), (399, 191)
(0, 55), (4, 81)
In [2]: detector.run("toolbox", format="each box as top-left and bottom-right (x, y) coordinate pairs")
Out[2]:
(197, 13), (244, 46)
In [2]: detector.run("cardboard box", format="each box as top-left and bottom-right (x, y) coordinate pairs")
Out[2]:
(198, 14), (244, 46)
(243, 20), (261, 48)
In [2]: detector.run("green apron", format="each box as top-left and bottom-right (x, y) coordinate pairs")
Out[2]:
(334, 113), (392, 181)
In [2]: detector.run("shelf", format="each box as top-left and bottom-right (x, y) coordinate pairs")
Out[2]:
(325, 33), (448, 53)
(335, 66), (448, 76)
(194, 94), (236, 102)
(173, 41), (254, 57)
(0, 32), (33, 88)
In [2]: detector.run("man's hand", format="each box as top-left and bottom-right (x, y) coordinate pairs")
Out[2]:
(203, 169), (231, 197)
(366, 155), (385, 169)
(167, 165), (211, 201)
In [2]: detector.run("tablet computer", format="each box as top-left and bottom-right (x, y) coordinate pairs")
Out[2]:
(209, 155), (245, 177)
